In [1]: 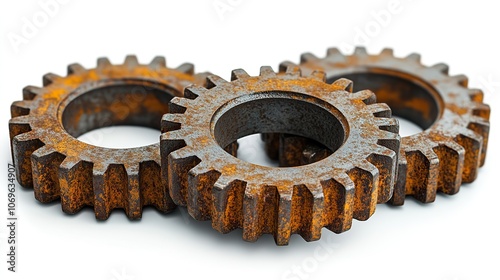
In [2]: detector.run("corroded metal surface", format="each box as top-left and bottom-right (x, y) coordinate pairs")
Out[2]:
(268, 47), (490, 205)
(9, 56), (208, 219)
(161, 66), (400, 245)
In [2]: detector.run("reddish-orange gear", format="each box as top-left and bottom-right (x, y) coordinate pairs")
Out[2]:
(9, 56), (208, 219)
(269, 47), (490, 205)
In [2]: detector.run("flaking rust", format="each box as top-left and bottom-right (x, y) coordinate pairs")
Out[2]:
(161, 66), (401, 245)
(265, 47), (490, 205)
(9, 55), (208, 219)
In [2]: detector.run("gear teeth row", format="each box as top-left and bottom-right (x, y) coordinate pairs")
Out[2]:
(161, 68), (400, 245)
(268, 47), (490, 206)
(9, 56), (208, 220)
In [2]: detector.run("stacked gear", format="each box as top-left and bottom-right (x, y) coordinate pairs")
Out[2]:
(8, 48), (490, 245)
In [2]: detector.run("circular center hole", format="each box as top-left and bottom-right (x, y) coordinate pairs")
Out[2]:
(212, 91), (348, 167)
(78, 126), (160, 149)
(61, 80), (178, 148)
(327, 70), (444, 135)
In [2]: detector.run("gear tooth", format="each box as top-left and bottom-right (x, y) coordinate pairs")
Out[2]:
(160, 130), (187, 147)
(149, 56), (167, 69)
(242, 184), (265, 242)
(31, 146), (66, 203)
(161, 114), (184, 133)
(124, 164), (142, 219)
(278, 61), (297, 73)
(206, 75), (228, 89)
(350, 89), (376, 104)
(42, 73), (62, 86)
(212, 178), (246, 233)
(193, 72), (212, 87)
(184, 85), (207, 100)
(59, 158), (93, 214)
(432, 142), (465, 195)
(367, 103), (392, 118)
(331, 78), (353, 92)
(259, 66), (276, 77)
(124, 55), (139, 67)
(468, 88), (484, 102)
(279, 134), (309, 167)
(348, 160), (379, 221)
(275, 187), (293, 245)
(326, 47), (343, 57)
(451, 74), (468, 87)
(10, 127), (42, 188)
(300, 52), (318, 63)
(11, 100), (32, 118)
(9, 115), (32, 143)
(223, 142), (239, 157)
(169, 97), (190, 113)
(405, 52), (421, 62)
(23, 86), (43, 100)
(284, 65), (301, 77)
(92, 164), (127, 220)
(404, 148), (439, 203)
(167, 146), (200, 207)
(67, 63), (86, 75)
(310, 70), (326, 82)
(389, 153), (408, 206)
(176, 63), (195, 75)
(466, 117), (489, 166)
(455, 128), (482, 182)
(322, 173), (354, 233)
(187, 165), (221, 220)
(472, 102), (491, 120)
(354, 46), (368, 56)
(431, 63), (449, 74)
(139, 160), (174, 213)
(230, 69), (250, 81)
(160, 135), (187, 198)
(380, 48), (394, 56)
(262, 133), (280, 161)
(367, 145), (398, 203)
(376, 133), (401, 157)
(291, 184), (324, 242)
(97, 57), (112, 68)
(375, 117), (399, 134)
(301, 143), (331, 166)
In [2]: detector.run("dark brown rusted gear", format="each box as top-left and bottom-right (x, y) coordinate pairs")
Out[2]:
(161, 66), (400, 245)
(9, 55), (208, 219)
(268, 47), (490, 205)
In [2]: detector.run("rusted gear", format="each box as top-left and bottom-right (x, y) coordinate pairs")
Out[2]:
(161, 66), (400, 245)
(9, 56), (208, 219)
(269, 47), (490, 205)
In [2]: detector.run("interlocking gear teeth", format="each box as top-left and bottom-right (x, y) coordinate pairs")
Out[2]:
(269, 47), (491, 205)
(161, 67), (400, 245)
(9, 56), (209, 219)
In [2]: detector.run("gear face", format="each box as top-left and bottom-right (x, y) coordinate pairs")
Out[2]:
(270, 47), (490, 205)
(161, 66), (400, 245)
(9, 56), (208, 220)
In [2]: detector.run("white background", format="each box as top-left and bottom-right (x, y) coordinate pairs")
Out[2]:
(1, 1), (499, 279)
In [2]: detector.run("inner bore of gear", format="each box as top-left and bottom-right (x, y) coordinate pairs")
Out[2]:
(326, 70), (444, 130)
(61, 80), (179, 140)
(213, 92), (347, 158)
